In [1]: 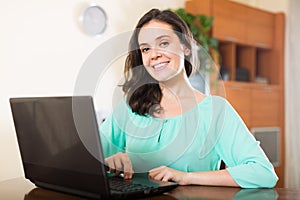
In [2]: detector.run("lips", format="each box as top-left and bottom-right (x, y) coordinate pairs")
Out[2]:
(152, 61), (169, 71)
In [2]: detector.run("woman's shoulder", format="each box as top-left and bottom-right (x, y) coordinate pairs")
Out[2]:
(193, 89), (229, 104)
(196, 95), (238, 118)
(197, 94), (229, 106)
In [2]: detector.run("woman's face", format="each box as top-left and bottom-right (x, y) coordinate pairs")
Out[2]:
(138, 20), (187, 82)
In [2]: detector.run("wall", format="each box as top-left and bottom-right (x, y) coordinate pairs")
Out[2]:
(231, 0), (288, 13)
(0, 0), (287, 181)
(285, 0), (300, 188)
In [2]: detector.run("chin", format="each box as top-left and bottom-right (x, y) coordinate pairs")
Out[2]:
(153, 74), (177, 82)
(148, 68), (182, 82)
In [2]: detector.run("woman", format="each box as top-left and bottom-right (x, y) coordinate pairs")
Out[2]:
(99, 8), (278, 188)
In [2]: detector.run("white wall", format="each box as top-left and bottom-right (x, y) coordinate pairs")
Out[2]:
(231, 0), (288, 12)
(0, 0), (287, 181)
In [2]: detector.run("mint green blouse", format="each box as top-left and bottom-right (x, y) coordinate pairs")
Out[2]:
(99, 95), (278, 188)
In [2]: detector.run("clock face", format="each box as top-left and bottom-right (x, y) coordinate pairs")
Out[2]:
(81, 5), (107, 36)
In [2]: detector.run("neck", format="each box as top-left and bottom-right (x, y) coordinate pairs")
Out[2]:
(158, 72), (203, 119)
(159, 71), (194, 98)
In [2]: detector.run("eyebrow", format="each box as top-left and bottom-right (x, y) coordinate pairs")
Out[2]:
(139, 35), (171, 47)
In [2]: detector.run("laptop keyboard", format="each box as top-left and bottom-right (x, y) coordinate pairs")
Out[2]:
(109, 177), (155, 193)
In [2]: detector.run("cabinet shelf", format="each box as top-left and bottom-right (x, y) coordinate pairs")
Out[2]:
(218, 42), (275, 84)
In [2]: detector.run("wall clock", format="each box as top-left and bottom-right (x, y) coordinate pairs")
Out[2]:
(79, 4), (107, 36)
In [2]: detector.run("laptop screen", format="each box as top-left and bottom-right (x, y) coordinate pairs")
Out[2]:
(10, 96), (110, 198)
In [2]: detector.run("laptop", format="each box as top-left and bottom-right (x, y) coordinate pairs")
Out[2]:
(10, 96), (178, 199)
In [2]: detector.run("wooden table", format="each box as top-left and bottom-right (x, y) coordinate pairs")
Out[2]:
(1, 177), (299, 199)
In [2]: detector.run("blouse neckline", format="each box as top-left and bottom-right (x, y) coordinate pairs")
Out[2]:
(150, 95), (211, 122)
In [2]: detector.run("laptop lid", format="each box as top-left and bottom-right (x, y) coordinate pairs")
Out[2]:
(10, 96), (110, 199)
(10, 96), (177, 199)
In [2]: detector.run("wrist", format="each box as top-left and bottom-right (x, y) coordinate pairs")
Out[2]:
(184, 172), (193, 185)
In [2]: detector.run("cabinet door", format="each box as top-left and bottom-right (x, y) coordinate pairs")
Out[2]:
(186, 0), (211, 16)
(251, 85), (280, 126)
(224, 82), (251, 127)
(247, 7), (274, 48)
(212, 0), (247, 43)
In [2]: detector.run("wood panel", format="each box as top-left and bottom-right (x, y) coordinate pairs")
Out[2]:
(256, 49), (274, 84)
(273, 13), (285, 188)
(185, 0), (212, 16)
(219, 42), (236, 81)
(223, 81), (251, 127)
(251, 84), (280, 127)
(212, 0), (247, 43)
(236, 46), (256, 82)
(247, 7), (274, 48)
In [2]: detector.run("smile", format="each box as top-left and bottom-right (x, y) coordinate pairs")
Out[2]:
(152, 62), (169, 71)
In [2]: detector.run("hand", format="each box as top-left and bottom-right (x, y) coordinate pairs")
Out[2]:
(104, 152), (134, 179)
(149, 166), (189, 185)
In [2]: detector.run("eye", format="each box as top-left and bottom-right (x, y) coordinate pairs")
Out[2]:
(141, 47), (150, 53)
(160, 41), (169, 48)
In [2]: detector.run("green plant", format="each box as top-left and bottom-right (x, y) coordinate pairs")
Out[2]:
(171, 8), (222, 94)
(172, 8), (218, 54)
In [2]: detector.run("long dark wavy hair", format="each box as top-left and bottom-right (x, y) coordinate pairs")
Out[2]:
(122, 8), (195, 116)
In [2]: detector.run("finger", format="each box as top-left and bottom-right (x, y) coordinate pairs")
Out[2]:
(122, 156), (134, 179)
(149, 166), (165, 173)
(114, 158), (123, 171)
(104, 159), (110, 172)
(150, 170), (167, 181)
(149, 166), (166, 178)
(149, 169), (162, 179)
(162, 172), (173, 182)
(105, 159), (116, 173)
(114, 160), (123, 176)
(104, 158), (110, 170)
(155, 173), (167, 181)
(123, 171), (133, 179)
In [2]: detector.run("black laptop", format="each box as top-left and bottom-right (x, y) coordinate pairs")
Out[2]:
(10, 96), (178, 199)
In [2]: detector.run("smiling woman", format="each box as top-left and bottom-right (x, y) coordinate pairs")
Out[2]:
(138, 21), (187, 83)
(99, 8), (278, 188)
(122, 9), (197, 117)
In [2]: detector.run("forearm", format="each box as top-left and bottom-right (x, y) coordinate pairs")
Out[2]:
(185, 170), (239, 187)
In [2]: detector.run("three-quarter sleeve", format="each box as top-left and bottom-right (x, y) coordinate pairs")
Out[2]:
(215, 98), (278, 188)
(99, 112), (126, 158)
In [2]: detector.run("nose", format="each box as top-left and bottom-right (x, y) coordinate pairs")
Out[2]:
(150, 48), (162, 60)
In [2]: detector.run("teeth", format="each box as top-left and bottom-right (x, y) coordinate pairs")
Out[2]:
(153, 62), (168, 69)
(153, 64), (164, 69)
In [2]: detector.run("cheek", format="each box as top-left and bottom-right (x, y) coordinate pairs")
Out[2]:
(166, 46), (184, 62)
(142, 56), (151, 73)
(141, 54), (150, 67)
(170, 52), (183, 64)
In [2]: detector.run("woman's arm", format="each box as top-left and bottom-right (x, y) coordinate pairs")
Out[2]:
(187, 169), (239, 186)
(99, 113), (126, 158)
(215, 97), (278, 188)
(149, 166), (238, 187)
(105, 152), (134, 179)
(99, 105), (136, 179)
(149, 97), (278, 188)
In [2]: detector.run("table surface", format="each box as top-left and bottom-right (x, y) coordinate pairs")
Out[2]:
(1, 177), (300, 200)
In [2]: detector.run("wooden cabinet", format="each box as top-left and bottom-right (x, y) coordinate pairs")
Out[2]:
(247, 7), (274, 48)
(223, 82), (281, 128)
(223, 82), (251, 127)
(219, 42), (276, 84)
(212, 0), (247, 43)
(186, 0), (285, 187)
(222, 82), (281, 128)
(251, 85), (280, 127)
(187, 0), (275, 46)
